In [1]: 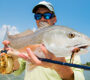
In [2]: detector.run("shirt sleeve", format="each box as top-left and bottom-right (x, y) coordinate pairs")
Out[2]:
(13, 58), (26, 76)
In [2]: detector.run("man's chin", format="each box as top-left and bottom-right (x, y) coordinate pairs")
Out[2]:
(38, 22), (50, 28)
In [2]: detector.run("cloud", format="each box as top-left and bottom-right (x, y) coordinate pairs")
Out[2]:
(8, 26), (19, 35)
(0, 25), (37, 48)
(0, 24), (19, 47)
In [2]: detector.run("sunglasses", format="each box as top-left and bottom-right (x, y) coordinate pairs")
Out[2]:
(34, 13), (55, 20)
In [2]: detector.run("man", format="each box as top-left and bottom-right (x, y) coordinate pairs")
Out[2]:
(23, 1), (74, 80)
(33, 1), (56, 28)
(2, 1), (85, 80)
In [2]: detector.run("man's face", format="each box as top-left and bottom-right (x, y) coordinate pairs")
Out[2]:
(35, 7), (57, 28)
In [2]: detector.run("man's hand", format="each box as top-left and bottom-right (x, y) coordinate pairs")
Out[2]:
(18, 44), (74, 80)
(2, 40), (20, 71)
(2, 40), (20, 57)
(18, 44), (56, 65)
(2, 40), (74, 80)
(2, 40), (10, 50)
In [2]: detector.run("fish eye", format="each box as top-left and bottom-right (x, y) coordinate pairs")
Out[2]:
(68, 33), (75, 38)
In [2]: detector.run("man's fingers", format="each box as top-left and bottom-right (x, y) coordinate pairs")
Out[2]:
(40, 44), (56, 59)
(2, 40), (10, 45)
(40, 44), (48, 54)
(40, 44), (50, 59)
(2, 40), (10, 50)
(6, 48), (12, 51)
(18, 53), (30, 61)
(26, 48), (42, 64)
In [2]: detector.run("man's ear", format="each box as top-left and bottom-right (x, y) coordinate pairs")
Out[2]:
(52, 16), (57, 24)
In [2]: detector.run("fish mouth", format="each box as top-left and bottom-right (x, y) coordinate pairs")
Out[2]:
(74, 43), (88, 49)
(78, 45), (88, 49)
(72, 45), (88, 53)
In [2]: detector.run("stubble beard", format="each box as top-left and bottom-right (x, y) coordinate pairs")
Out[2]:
(38, 21), (50, 29)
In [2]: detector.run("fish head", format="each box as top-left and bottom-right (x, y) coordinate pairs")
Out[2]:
(43, 25), (90, 57)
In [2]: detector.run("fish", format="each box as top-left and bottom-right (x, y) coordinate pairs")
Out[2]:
(2, 25), (90, 80)
(5, 25), (90, 57)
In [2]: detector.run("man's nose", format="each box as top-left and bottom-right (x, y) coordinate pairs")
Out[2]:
(40, 16), (45, 21)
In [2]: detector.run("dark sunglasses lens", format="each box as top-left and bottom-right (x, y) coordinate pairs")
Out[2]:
(44, 13), (52, 19)
(35, 14), (42, 20)
(34, 13), (54, 20)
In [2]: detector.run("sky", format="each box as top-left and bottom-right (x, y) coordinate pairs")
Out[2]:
(0, 0), (90, 34)
(0, 0), (90, 79)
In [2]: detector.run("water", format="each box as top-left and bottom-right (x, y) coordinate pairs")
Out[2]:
(0, 70), (89, 80)
(84, 71), (90, 80)
(81, 52), (90, 80)
(0, 72), (24, 80)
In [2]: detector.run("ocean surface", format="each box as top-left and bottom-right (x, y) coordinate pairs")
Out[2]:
(0, 72), (25, 80)
(0, 70), (89, 80)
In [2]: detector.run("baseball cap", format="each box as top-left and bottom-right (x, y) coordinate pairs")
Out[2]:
(32, 1), (54, 13)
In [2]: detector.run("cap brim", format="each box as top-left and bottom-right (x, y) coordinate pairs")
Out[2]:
(32, 4), (50, 13)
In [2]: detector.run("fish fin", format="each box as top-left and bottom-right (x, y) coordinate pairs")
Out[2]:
(6, 29), (33, 39)
(3, 27), (9, 41)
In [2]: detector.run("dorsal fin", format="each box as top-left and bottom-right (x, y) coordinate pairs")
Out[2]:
(3, 27), (9, 41)
(7, 29), (34, 39)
